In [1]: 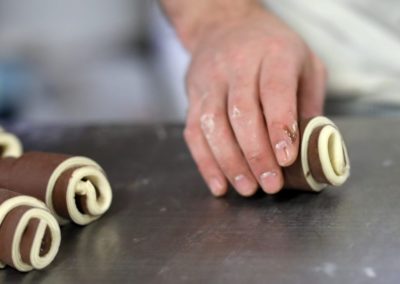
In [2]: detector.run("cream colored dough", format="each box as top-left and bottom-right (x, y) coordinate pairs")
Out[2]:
(301, 116), (350, 192)
(0, 196), (61, 272)
(46, 157), (113, 225)
(0, 127), (23, 158)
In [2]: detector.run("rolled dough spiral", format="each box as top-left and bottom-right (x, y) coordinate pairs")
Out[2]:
(0, 127), (23, 158)
(0, 188), (61, 272)
(0, 152), (113, 225)
(284, 116), (350, 192)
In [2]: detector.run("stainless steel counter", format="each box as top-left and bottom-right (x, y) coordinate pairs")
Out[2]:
(1, 118), (399, 283)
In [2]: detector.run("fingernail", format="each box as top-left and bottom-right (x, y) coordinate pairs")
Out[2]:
(209, 177), (225, 196)
(234, 174), (256, 196)
(260, 171), (281, 194)
(275, 140), (291, 166)
(274, 121), (299, 166)
(288, 121), (298, 142)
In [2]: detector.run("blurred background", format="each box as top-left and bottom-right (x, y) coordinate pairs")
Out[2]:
(0, 0), (189, 124)
(0, 0), (399, 125)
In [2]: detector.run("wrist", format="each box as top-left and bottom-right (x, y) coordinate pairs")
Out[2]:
(163, 0), (264, 52)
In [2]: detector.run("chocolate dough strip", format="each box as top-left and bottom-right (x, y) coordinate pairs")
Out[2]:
(0, 152), (113, 225)
(284, 116), (350, 192)
(0, 188), (61, 272)
(0, 127), (23, 158)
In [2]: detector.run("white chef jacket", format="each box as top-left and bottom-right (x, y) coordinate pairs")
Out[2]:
(263, 0), (400, 103)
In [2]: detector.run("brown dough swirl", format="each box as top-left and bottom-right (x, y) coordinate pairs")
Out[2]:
(0, 127), (23, 158)
(0, 188), (60, 272)
(284, 116), (350, 192)
(0, 152), (113, 225)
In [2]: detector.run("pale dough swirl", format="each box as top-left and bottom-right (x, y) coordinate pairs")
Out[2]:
(0, 127), (22, 158)
(47, 157), (113, 225)
(300, 116), (350, 191)
(0, 152), (113, 226)
(0, 189), (61, 272)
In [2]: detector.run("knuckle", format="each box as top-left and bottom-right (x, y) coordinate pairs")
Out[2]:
(229, 103), (254, 128)
(200, 108), (218, 122)
(229, 95), (245, 115)
(199, 110), (218, 136)
(267, 119), (287, 132)
(246, 150), (265, 164)
(183, 126), (196, 143)
(200, 100), (223, 122)
(229, 89), (253, 111)
(229, 104), (242, 121)
(229, 107), (253, 129)
(228, 96), (259, 129)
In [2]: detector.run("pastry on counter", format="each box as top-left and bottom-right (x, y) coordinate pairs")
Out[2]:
(0, 152), (113, 225)
(0, 188), (60, 272)
(0, 127), (23, 158)
(284, 116), (350, 192)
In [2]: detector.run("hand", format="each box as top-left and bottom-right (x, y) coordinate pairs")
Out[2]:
(183, 6), (326, 197)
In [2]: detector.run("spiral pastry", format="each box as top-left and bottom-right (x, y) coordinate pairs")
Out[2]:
(284, 116), (350, 192)
(0, 152), (113, 225)
(0, 188), (61, 272)
(0, 127), (23, 158)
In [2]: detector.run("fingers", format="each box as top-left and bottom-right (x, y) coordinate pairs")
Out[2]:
(184, 45), (322, 197)
(227, 63), (284, 194)
(184, 94), (228, 197)
(200, 83), (259, 197)
(298, 53), (327, 119)
(259, 51), (301, 168)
